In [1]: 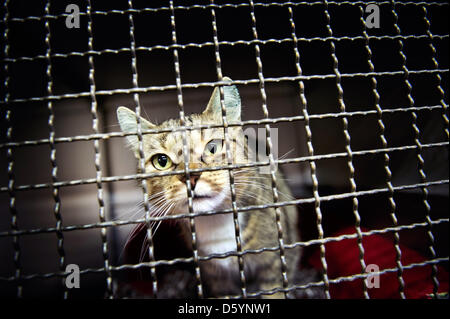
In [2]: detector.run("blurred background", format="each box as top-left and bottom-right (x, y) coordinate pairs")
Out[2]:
(0, 0), (448, 298)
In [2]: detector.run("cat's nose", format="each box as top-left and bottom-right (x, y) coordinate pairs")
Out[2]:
(179, 172), (202, 190)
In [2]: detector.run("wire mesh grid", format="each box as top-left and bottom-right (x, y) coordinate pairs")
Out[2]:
(0, 0), (448, 299)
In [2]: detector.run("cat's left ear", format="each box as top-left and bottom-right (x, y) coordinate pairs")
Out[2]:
(203, 77), (241, 123)
(116, 106), (156, 156)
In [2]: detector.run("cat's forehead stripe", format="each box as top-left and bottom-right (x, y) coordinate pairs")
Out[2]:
(146, 138), (164, 152)
(158, 133), (167, 146)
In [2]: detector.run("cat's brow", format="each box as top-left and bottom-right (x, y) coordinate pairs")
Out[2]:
(158, 133), (168, 147)
(148, 137), (164, 151)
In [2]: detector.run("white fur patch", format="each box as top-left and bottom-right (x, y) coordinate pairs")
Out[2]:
(194, 212), (238, 270)
(191, 181), (239, 271)
(195, 213), (237, 255)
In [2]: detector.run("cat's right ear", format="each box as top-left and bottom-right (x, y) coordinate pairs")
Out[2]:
(203, 77), (241, 123)
(116, 106), (155, 154)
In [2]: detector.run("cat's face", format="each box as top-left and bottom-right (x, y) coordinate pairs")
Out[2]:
(117, 78), (250, 216)
(141, 123), (246, 215)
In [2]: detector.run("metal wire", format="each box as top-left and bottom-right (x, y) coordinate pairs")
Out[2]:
(421, 4), (447, 298)
(86, 0), (113, 298)
(2, 0), (22, 298)
(0, 254), (446, 298)
(4, 34), (448, 65)
(1, 221), (447, 288)
(1, 69), (447, 105)
(0, 0), (448, 299)
(287, 4), (331, 298)
(2, 1), (448, 25)
(391, 0), (433, 298)
(43, 0), (68, 299)
(0, 142), (447, 193)
(0, 217), (446, 277)
(248, 0), (290, 297)
(358, 3), (405, 299)
(323, 0), (369, 298)
(209, 0), (248, 298)
(2, 179), (447, 240)
(0, 104), (446, 150)
(126, 0), (159, 297)
(169, 0), (204, 298)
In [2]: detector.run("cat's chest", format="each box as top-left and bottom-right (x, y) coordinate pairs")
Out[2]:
(194, 213), (240, 262)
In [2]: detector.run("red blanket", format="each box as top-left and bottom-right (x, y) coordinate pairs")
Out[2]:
(308, 227), (449, 298)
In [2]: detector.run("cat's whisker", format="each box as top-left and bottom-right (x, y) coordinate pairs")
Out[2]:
(138, 199), (174, 262)
(123, 195), (167, 223)
(233, 167), (259, 174)
(251, 183), (293, 201)
(145, 199), (167, 227)
(123, 207), (146, 222)
(233, 189), (263, 204)
(278, 148), (295, 160)
(118, 189), (166, 221)
(233, 180), (294, 201)
(151, 199), (169, 214)
(152, 202), (176, 238)
(148, 190), (170, 206)
(113, 199), (144, 221)
(139, 232), (149, 263)
(148, 208), (165, 231)
(147, 189), (168, 201)
(151, 202), (170, 224)
(152, 202), (175, 236)
(234, 188), (260, 199)
(234, 176), (270, 182)
(149, 197), (169, 213)
(234, 170), (292, 183)
(234, 176), (286, 187)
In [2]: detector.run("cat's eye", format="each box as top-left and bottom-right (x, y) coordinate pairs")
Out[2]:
(151, 153), (173, 170)
(204, 139), (223, 156)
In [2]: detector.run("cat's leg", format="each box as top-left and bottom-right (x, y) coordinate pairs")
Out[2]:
(241, 250), (284, 299)
(248, 246), (302, 299)
(199, 257), (241, 298)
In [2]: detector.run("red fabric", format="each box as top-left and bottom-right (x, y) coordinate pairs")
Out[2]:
(308, 227), (449, 298)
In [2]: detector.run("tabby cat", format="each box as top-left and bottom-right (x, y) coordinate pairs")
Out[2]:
(117, 77), (301, 298)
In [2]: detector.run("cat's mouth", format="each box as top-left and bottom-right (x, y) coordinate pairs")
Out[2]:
(183, 193), (214, 210)
(189, 187), (214, 200)
(178, 189), (227, 213)
(192, 193), (212, 200)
